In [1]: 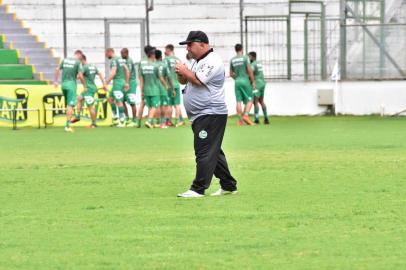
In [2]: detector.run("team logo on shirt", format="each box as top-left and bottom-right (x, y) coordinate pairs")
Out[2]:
(199, 130), (208, 139)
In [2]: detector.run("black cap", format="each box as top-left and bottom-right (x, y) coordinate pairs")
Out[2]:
(179, 31), (209, 45)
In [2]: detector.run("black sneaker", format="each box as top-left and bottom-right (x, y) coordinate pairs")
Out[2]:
(254, 118), (259, 124)
(70, 117), (80, 124)
(264, 118), (270, 125)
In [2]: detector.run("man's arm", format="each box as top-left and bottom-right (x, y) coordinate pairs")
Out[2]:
(167, 76), (175, 96)
(77, 72), (86, 90)
(139, 76), (144, 98)
(97, 72), (107, 91)
(105, 67), (117, 85)
(124, 64), (130, 82)
(174, 63), (202, 86)
(159, 75), (168, 90)
(247, 63), (256, 89)
(229, 62), (235, 79)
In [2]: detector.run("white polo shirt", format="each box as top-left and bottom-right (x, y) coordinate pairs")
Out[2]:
(183, 49), (228, 122)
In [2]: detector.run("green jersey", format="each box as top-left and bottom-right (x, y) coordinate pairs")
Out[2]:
(59, 57), (83, 84)
(164, 55), (181, 87)
(156, 60), (170, 95)
(230, 55), (250, 81)
(250, 60), (265, 86)
(126, 57), (137, 81)
(83, 64), (99, 91)
(139, 60), (161, 96)
(110, 56), (126, 81)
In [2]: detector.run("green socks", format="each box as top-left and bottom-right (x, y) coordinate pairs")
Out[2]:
(118, 106), (125, 122)
(111, 103), (117, 117)
(262, 106), (269, 120)
(254, 106), (259, 120)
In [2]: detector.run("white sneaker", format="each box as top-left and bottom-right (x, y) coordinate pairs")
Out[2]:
(126, 122), (136, 128)
(116, 122), (126, 128)
(64, 127), (74, 133)
(210, 189), (238, 196)
(177, 190), (204, 198)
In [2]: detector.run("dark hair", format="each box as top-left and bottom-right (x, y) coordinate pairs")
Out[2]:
(235, 44), (243, 52)
(165, 44), (174, 51)
(144, 45), (153, 55)
(155, 49), (162, 59)
(147, 47), (156, 57)
(248, 51), (256, 58)
(81, 54), (87, 61)
(121, 48), (129, 54)
(74, 49), (84, 56)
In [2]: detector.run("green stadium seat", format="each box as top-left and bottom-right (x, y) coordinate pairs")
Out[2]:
(0, 49), (19, 64)
(0, 64), (34, 80)
(0, 80), (47, 85)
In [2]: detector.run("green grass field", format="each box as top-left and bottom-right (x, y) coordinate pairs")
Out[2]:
(1, 116), (406, 269)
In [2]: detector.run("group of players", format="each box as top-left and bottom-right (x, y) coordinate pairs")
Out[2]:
(55, 44), (184, 132)
(54, 43), (269, 132)
(230, 43), (269, 126)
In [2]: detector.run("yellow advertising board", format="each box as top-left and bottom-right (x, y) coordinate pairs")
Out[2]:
(0, 85), (113, 128)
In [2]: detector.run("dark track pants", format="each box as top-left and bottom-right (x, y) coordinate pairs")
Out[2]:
(190, 114), (237, 194)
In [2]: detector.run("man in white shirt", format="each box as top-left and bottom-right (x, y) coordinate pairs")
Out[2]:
(175, 31), (237, 198)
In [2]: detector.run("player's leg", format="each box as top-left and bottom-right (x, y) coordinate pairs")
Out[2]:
(125, 81), (138, 127)
(115, 101), (126, 127)
(160, 96), (169, 128)
(235, 83), (244, 126)
(71, 93), (84, 123)
(112, 81), (126, 127)
(108, 93), (119, 125)
(155, 106), (161, 128)
(64, 88), (76, 132)
(144, 96), (157, 129)
(84, 91), (97, 127)
(88, 104), (97, 128)
(130, 104), (137, 125)
(123, 102), (130, 124)
(259, 95), (269, 124)
(174, 87), (184, 127)
(166, 103), (173, 126)
(124, 96), (137, 127)
(241, 81), (254, 125)
(136, 99), (145, 128)
(253, 96), (260, 124)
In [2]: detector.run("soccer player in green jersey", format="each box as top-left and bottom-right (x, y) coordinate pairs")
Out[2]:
(248, 51), (269, 125)
(121, 48), (138, 127)
(105, 48), (130, 128)
(139, 47), (168, 129)
(71, 54), (107, 128)
(54, 50), (86, 132)
(230, 44), (256, 126)
(164, 44), (184, 127)
(155, 49), (174, 128)
(136, 45), (154, 128)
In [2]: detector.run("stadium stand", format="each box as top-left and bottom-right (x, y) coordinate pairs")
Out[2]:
(0, 2), (59, 83)
(1, 0), (288, 76)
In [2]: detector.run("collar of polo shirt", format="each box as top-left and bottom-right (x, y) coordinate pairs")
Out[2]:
(196, 48), (214, 63)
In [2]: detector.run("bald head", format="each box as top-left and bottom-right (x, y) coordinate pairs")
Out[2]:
(105, 48), (115, 59)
